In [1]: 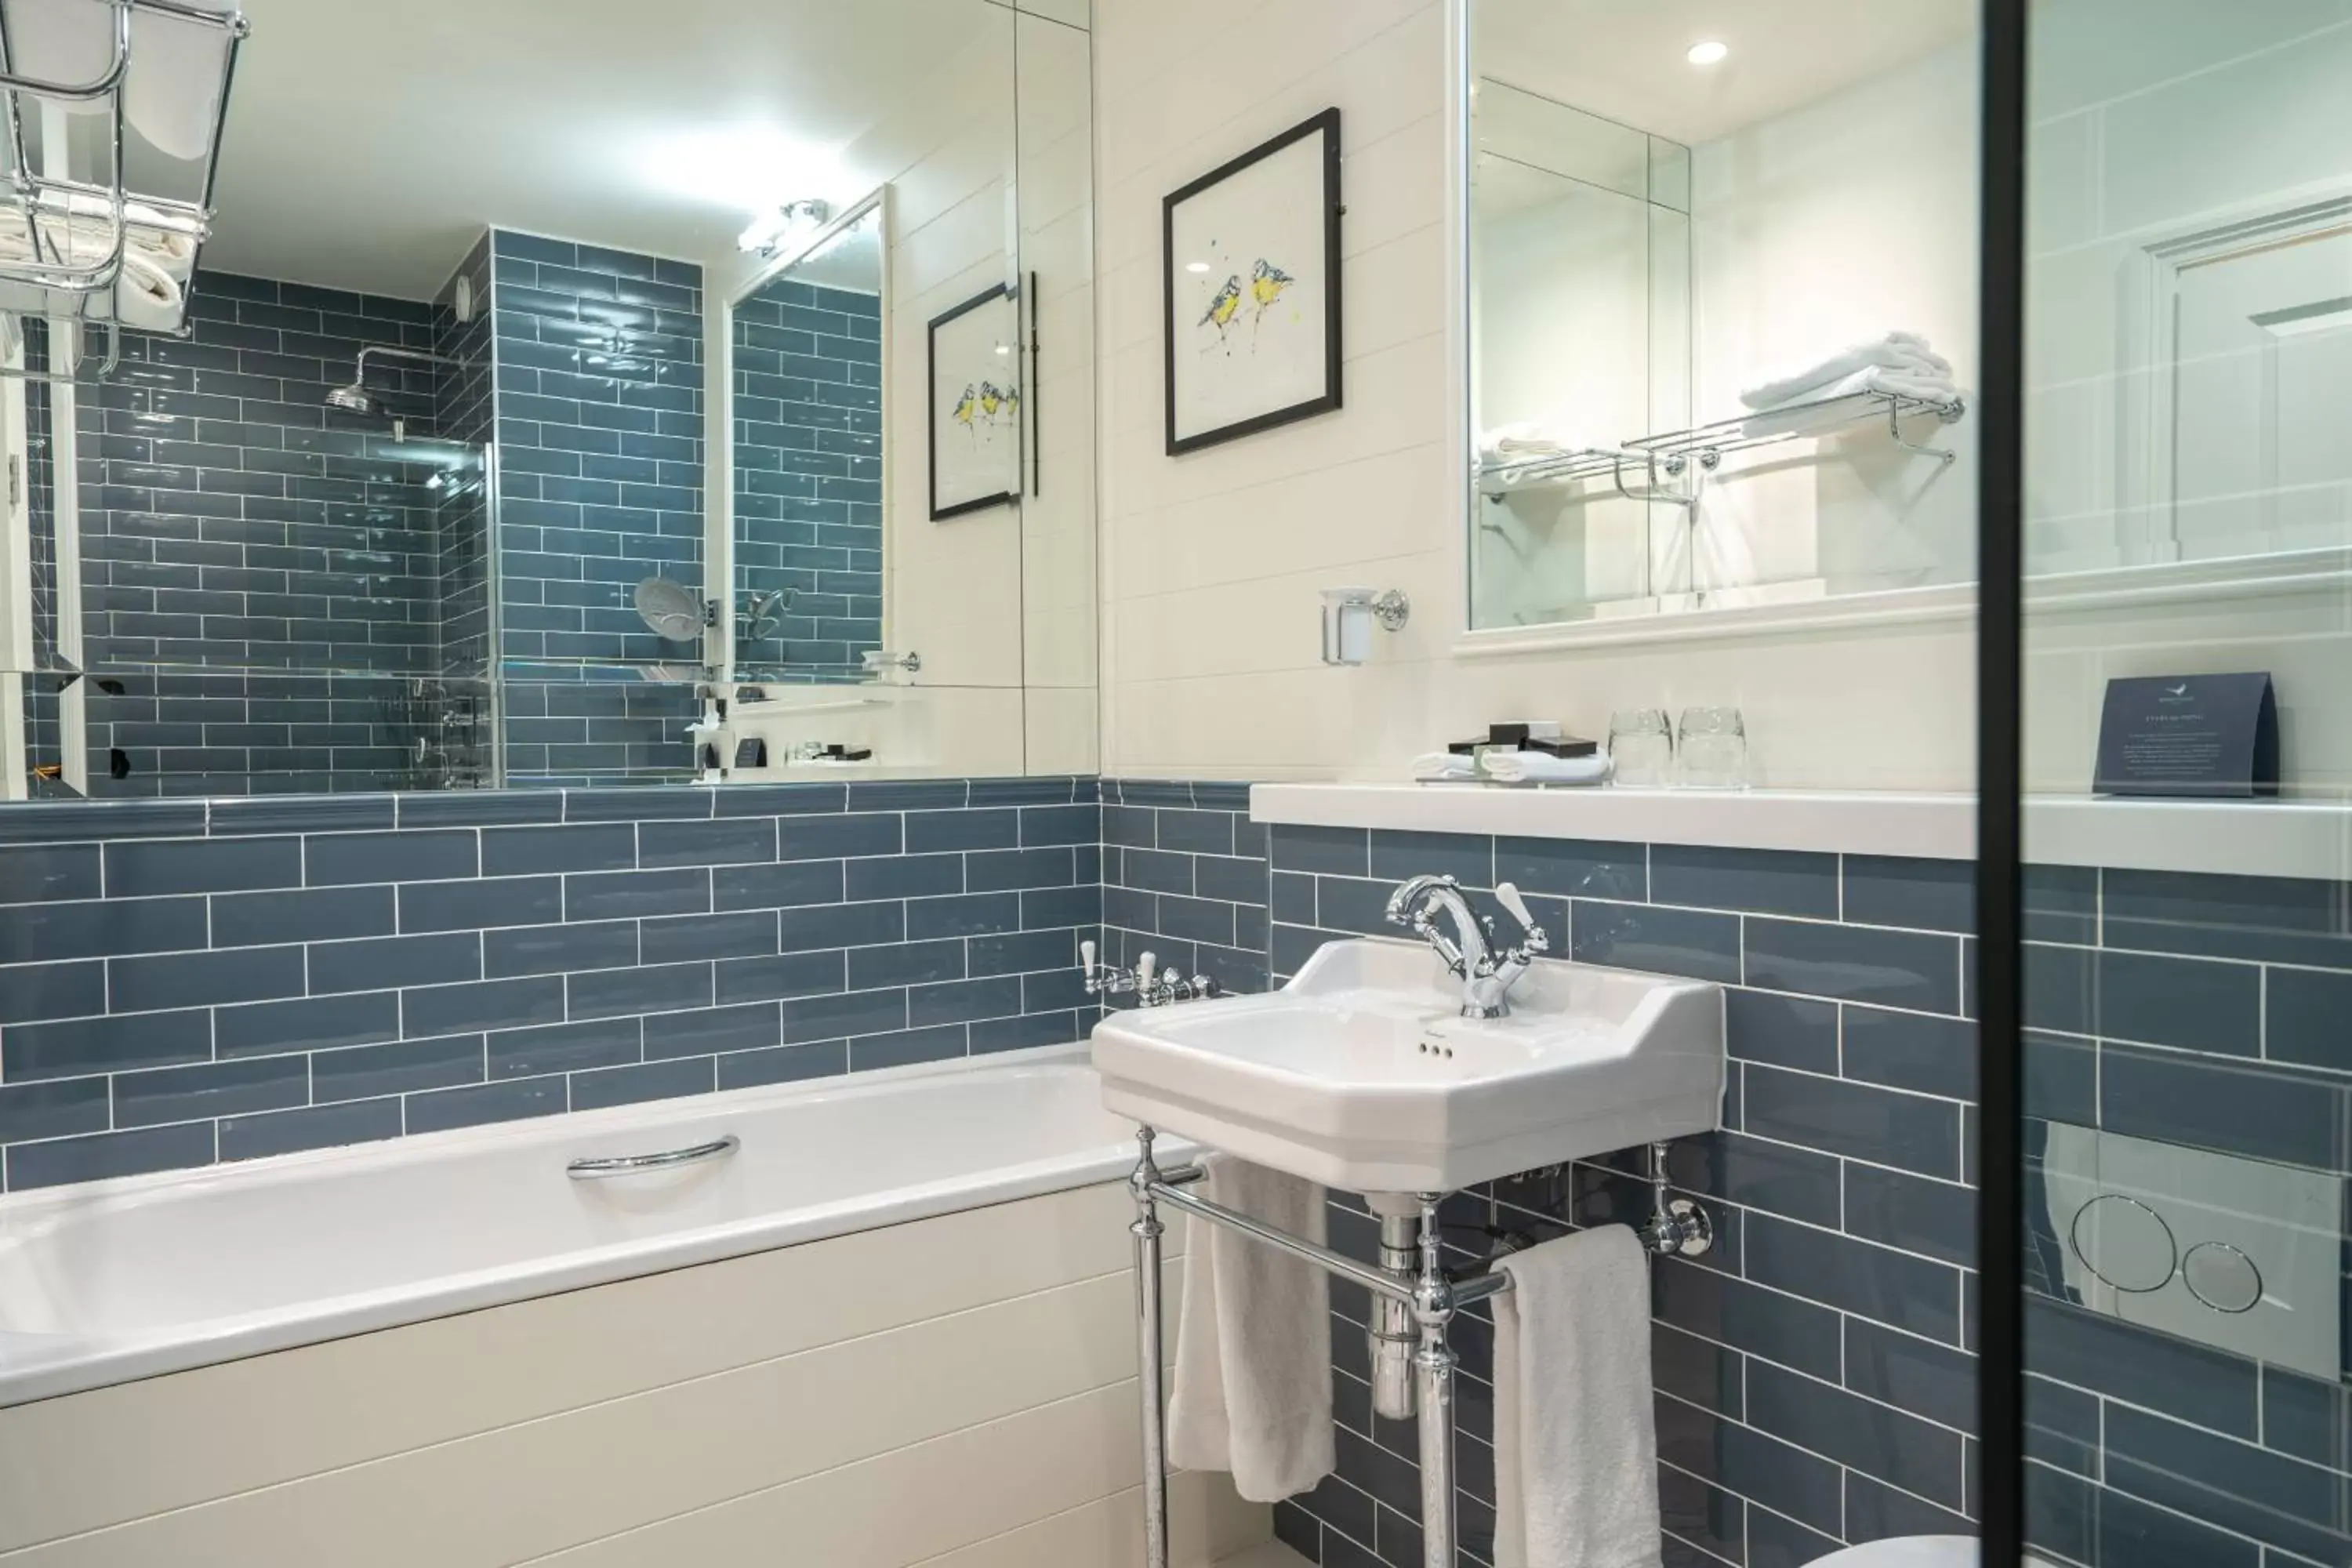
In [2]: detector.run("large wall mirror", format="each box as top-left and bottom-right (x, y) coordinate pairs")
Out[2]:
(1461, 1), (1979, 637)
(0, 0), (1095, 800)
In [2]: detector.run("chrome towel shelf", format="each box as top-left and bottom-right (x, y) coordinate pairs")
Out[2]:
(1478, 387), (1968, 497)
(0, 0), (250, 378)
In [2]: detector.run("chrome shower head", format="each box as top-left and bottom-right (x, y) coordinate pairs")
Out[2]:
(325, 381), (379, 416)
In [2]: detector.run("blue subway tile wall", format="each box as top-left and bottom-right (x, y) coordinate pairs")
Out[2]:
(0, 778), (1098, 1192)
(70, 272), (485, 796)
(8, 769), (2341, 1568)
(2013, 866), (2352, 1568)
(1099, 780), (1269, 1000)
(488, 230), (705, 785)
(1225, 822), (2352, 1568)
(1258, 826), (1983, 1566)
(731, 276), (884, 678)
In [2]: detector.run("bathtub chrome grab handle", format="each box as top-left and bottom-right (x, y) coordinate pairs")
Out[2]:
(565, 1134), (740, 1180)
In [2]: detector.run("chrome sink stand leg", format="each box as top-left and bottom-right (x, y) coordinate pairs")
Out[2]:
(1131, 1126), (1172, 1568)
(1411, 1192), (1461, 1568)
(1125, 1149), (1488, 1568)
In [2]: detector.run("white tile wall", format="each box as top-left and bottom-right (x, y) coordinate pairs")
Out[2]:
(1095, 2), (2352, 795)
(1094, 1), (1984, 790)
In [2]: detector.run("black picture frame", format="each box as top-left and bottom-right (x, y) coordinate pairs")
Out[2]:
(927, 281), (1021, 521)
(1163, 107), (1343, 456)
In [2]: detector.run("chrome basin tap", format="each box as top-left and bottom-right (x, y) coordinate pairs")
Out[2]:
(1384, 873), (1550, 1018)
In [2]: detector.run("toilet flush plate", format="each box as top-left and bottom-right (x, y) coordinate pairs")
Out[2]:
(2035, 1123), (2339, 1379)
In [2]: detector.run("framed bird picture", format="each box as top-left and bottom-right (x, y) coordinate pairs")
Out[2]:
(927, 282), (1022, 520)
(1163, 107), (1342, 456)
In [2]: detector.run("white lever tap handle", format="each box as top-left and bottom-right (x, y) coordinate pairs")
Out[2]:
(1080, 939), (1098, 975)
(1137, 952), (1158, 992)
(1495, 880), (1537, 930)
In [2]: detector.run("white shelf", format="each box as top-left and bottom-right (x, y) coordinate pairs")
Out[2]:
(1250, 782), (2352, 880)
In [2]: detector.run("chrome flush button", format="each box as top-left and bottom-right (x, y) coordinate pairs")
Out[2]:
(2182, 1241), (2263, 1314)
(2070, 1194), (2177, 1293)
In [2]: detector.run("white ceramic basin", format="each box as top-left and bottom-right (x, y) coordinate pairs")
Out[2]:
(1091, 937), (1725, 1196)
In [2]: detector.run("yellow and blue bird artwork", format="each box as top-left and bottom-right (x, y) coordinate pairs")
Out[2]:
(1249, 257), (1294, 321)
(975, 380), (1021, 425)
(1198, 274), (1243, 347)
(952, 383), (978, 430)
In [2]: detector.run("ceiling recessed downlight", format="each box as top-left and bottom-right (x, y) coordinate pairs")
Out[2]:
(1686, 40), (1730, 66)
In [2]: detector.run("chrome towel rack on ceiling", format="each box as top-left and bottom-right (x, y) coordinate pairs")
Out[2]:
(0, 0), (250, 384)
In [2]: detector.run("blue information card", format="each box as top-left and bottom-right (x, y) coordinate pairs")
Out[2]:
(2095, 673), (2278, 798)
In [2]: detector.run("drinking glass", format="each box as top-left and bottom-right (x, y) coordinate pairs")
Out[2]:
(1607, 709), (1675, 786)
(1676, 706), (1748, 789)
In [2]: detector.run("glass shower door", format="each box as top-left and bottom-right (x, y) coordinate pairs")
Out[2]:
(2004, 2), (2352, 1563)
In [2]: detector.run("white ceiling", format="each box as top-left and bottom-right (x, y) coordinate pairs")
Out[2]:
(1475, 0), (1977, 147)
(201, 1), (1972, 301)
(202, 0), (1004, 299)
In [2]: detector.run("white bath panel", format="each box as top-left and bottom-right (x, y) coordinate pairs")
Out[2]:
(0, 1182), (1202, 1568)
(0, 1180), (1171, 1553)
(9, 1270), (1142, 1566)
(531, 1384), (1263, 1568)
(913, 1475), (1272, 1568)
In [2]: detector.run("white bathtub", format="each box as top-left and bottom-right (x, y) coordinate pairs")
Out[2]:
(0, 1048), (1261, 1567)
(0, 1048), (1167, 1408)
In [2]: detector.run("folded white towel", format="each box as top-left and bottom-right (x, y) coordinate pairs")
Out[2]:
(1168, 1155), (1334, 1502)
(1480, 420), (1590, 460)
(1494, 1226), (1664, 1568)
(1412, 750), (1479, 782)
(1482, 750), (1613, 786)
(1740, 365), (1962, 441)
(1479, 422), (1640, 487)
(1739, 332), (1954, 412)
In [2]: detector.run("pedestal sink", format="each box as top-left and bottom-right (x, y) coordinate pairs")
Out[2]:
(1091, 935), (1725, 1197)
(1098, 934), (1727, 1568)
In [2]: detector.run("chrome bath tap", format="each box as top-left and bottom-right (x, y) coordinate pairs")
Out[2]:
(1384, 873), (1550, 1018)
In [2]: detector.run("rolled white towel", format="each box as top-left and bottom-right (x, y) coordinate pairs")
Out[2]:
(111, 250), (184, 332)
(1483, 750), (1614, 786)
(127, 9), (236, 163)
(13, 3), (234, 165)
(1412, 751), (1479, 782)
(1739, 332), (1955, 412)
(0, 219), (186, 330)
(0, 195), (201, 281)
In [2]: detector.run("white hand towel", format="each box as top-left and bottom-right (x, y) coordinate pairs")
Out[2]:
(1167, 1155), (1334, 1502)
(1413, 750), (1478, 782)
(1494, 1226), (1664, 1568)
(1738, 332), (1955, 412)
(1482, 750), (1613, 786)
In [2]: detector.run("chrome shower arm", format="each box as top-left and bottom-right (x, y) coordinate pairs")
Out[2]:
(354, 345), (466, 381)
